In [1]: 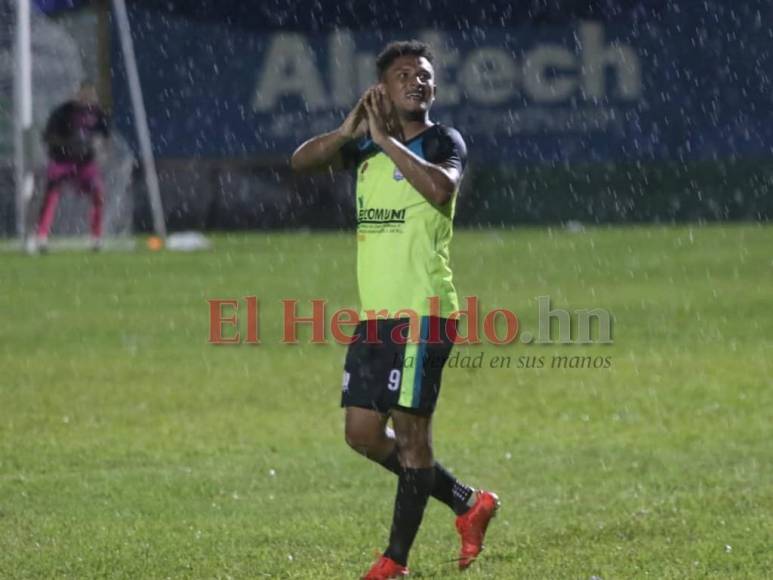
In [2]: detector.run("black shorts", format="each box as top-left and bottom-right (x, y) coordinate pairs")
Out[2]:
(341, 317), (457, 416)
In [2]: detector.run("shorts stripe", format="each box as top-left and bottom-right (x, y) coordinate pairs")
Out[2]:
(411, 316), (430, 407)
(398, 316), (429, 408)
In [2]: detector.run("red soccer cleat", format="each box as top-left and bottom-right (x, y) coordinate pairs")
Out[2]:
(455, 490), (500, 570)
(361, 555), (409, 579)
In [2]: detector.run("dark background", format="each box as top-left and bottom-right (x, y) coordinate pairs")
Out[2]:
(10, 0), (773, 232)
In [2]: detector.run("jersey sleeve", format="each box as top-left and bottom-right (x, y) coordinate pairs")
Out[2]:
(422, 126), (467, 174)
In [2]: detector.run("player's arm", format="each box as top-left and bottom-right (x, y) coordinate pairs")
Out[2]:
(290, 90), (372, 173)
(378, 137), (459, 206)
(290, 129), (354, 173)
(362, 93), (460, 206)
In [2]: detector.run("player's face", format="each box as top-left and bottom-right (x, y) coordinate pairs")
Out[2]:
(381, 55), (436, 117)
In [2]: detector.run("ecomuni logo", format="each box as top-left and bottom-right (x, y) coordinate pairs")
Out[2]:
(357, 208), (406, 224)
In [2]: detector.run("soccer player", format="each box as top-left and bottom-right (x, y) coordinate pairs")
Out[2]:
(291, 40), (499, 578)
(32, 82), (110, 253)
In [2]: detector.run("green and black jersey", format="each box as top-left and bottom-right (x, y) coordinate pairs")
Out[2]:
(341, 124), (467, 319)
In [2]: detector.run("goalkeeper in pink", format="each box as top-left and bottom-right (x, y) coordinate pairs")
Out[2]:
(33, 83), (110, 253)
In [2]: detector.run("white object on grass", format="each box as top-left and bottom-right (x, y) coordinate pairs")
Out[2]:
(166, 231), (211, 252)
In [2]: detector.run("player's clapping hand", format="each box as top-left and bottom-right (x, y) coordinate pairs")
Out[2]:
(377, 85), (404, 142)
(363, 86), (393, 146)
(339, 91), (370, 140)
(340, 85), (403, 144)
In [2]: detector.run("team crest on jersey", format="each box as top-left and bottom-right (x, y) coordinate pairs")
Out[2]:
(393, 168), (404, 181)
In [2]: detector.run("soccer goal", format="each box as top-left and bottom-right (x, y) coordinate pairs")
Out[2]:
(1, 0), (165, 252)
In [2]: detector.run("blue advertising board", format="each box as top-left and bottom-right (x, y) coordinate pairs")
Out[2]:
(113, 5), (773, 163)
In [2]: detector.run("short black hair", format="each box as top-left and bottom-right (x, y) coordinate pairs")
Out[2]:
(376, 40), (434, 79)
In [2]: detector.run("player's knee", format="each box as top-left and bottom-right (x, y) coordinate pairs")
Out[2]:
(396, 438), (432, 468)
(344, 424), (382, 455)
(393, 426), (429, 451)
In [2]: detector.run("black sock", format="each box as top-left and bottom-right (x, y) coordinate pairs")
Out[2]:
(380, 447), (474, 516)
(433, 461), (475, 516)
(384, 467), (435, 566)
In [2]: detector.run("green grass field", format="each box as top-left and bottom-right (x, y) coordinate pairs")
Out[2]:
(1, 225), (772, 579)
